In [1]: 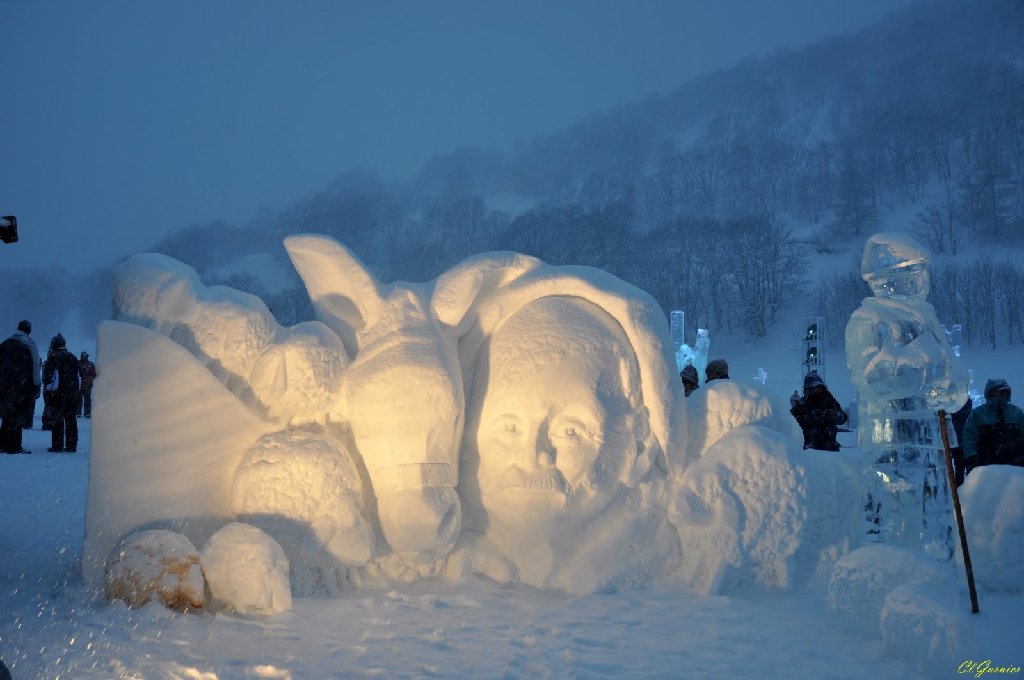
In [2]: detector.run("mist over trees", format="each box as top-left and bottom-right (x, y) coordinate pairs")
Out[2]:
(7, 0), (1023, 346)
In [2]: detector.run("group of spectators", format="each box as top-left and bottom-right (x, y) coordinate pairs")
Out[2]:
(679, 359), (1023, 483)
(0, 320), (96, 455)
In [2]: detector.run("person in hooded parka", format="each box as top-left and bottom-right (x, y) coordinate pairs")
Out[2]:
(962, 378), (1024, 472)
(42, 334), (81, 453)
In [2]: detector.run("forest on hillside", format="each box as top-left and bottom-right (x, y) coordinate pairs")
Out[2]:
(4, 0), (1023, 348)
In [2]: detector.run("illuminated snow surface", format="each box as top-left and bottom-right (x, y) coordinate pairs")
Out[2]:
(2, 238), (1022, 677)
(3, 363), (1023, 678)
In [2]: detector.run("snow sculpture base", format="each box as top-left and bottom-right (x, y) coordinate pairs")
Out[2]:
(84, 321), (273, 586)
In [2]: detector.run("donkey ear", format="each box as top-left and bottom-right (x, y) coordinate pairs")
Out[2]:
(284, 235), (384, 357)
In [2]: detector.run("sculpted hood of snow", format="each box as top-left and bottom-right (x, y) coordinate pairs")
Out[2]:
(232, 431), (374, 594)
(433, 250), (686, 470)
(453, 295), (679, 593)
(202, 522), (292, 616)
(958, 465), (1024, 592)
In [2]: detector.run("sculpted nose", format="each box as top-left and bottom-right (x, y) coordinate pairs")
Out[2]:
(515, 421), (554, 471)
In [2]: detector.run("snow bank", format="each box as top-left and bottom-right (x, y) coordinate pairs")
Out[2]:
(959, 465), (1024, 592)
(670, 426), (861, 595)
(826, 543), (949, 636)
(687, 380), (775, 458)
(105, 530), (204, 611)
(202, 522), (292, 616)
(880, 579), (978, 673)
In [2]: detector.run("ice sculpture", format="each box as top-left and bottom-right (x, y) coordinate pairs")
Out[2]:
(668, 309), (710, 378)
(845, 232), (968, 557)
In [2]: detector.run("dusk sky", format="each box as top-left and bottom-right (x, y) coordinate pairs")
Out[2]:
(1, 0), (916, 272)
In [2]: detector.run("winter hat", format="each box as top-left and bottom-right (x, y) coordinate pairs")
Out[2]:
(861, 232), (930, 282)
(705, 358), (729, 382)
(803, 371), (824, 391)
(680, 364), (699, 388)
(17, 320), (31, 334)
(50, 333), (66, 350)
(984, 378), (1011, 401)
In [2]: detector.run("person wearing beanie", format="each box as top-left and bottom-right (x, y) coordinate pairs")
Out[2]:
(790, 371), (848, 452)
(705, 358), (730, 383)
(42, 333), (81, 453)
(680, 364), (700, 397)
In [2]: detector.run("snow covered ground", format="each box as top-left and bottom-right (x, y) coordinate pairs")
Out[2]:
(2, 365), (1022, 679)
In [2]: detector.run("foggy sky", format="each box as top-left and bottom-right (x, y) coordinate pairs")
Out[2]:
(1, 0), (915, 272)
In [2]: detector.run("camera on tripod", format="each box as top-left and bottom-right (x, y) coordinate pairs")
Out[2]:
(1, 216), (18, 244)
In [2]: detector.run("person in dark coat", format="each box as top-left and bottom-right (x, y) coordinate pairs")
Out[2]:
(11, 320), (41, 429)
(962, 378), (1024, 473)
(0, 326), (36, 453)
(949, 397), (973, 486)
(78, 351), (97, 418)
(680, 364), (700, 397)
(42, 333), (81, 453)
(790, 371), (848, 452)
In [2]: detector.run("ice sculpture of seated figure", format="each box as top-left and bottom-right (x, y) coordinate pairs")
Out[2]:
(457, 295), (676, 594)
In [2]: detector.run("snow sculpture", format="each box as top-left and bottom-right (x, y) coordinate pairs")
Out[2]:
(284, 235), (464, 563)
(85, 322), (275, 586)
(687, 379), (775, 458)
(880, 580), (977, 672)
(958, 465), (1024, 592)
(105, 530), (205, 611)
(826, 543), (946, 636)
(845, 233), (968, 556)
(432, 252), (686, 594)
(668, 426), (859, 595)
(231, 431), (375, 593)
(202, 522), (292, 616)
(111, 252), (348, 423)
(92, 236), (715, 596)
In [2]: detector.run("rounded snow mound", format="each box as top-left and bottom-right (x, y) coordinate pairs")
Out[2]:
(248, 321), (348, 424)
(189, 285), (278, 380)
(105, 529), (204, 612)
(670, 426), (812, 594)
(880, 580), (977, 673)
(827, 543), (948, 636)
(112, 253), (200, 327)
(231, 431), (375, 587)
(959, 464), (1024, 592)
(687, 380), (776, 457)
(201, 522), (292, 616)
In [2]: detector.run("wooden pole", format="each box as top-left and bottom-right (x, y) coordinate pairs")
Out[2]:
(938, 409), (980, 614)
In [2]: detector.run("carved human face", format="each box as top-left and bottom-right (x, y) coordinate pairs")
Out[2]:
(472, 297), (638, 533)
